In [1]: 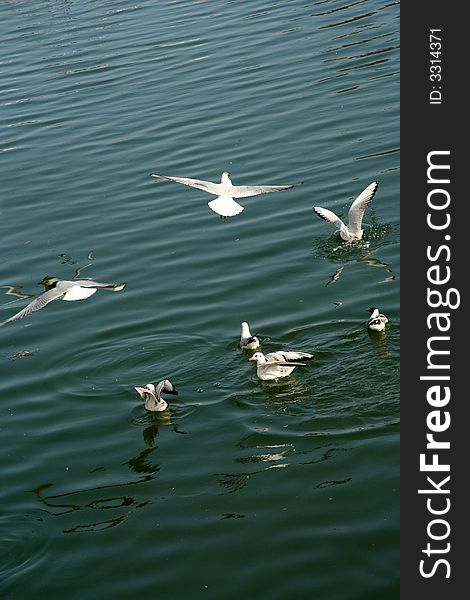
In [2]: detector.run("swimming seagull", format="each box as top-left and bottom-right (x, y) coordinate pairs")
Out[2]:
(367, 307), (389, 332)
(150, 171), (302, 218)
(240, 321), (260, 350)
(134, 380), (178, 412)
(0, 277), (126, 326)
(249, 350), (314, 381)
(313, 181), (379, 241)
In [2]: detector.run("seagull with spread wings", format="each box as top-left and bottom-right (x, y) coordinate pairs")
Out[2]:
(313, 181), (379, 241)
(134, 380), (178, 412)
(0, 277), (126, 327)
(249, 350), (314, 381)
(150, 171), (301, 218)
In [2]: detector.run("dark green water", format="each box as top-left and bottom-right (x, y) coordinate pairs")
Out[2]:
(0, 1), (399, 598)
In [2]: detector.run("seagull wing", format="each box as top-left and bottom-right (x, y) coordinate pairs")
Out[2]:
(347, 181), (378, 236)
(150, 174), (220, 195)
(0, 288), (66, 326)
(313, 206), (346, 231)
(231, 183), (296, 199)
(275, 350), (315, 362)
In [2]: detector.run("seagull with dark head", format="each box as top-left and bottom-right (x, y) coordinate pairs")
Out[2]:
(367, 306), (389, 332)
(134, 380), (178, 412)
(0, 277), (126, 327)
(240, 321), (260, 350)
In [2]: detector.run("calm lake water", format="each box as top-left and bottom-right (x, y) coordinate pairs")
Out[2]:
(0, 1), (399, 598)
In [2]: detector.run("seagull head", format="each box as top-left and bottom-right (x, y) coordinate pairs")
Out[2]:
(159, 379), (178, 396)
(39, 276), (60, 288)
(241, 321), (251, 335)
(249, 352), (266, 364)
(221, 171), (231, 184)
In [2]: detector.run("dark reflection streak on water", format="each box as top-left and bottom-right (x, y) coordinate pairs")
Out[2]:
(319, 11), (376, 29)
(317, 477), (352, 488)
(64, 515), (126, 533)
(338, 57), (389, 71)
(141, 422), (187, 453)
(300, 446), (348, 466)
(217, 445), (349, 494)
(0, 285), (32, 303)
(326, 44), (399, 64)
(30, 474), (154, 507)
(217, 472), (249, 495)
(326, 265), (344, 287)
(134, 410), (182, 448)
(126, 446), (160, 475)
(311, 0), (370, 18)
(30, 476), (154, 532)
(73, 261), (94, 278)
(327, 30), (396, 52)
(355, 147), (399, 161)
(336, 86), (358, 94)
(325, 256), (395, 287)
(324, 254), (394, 287)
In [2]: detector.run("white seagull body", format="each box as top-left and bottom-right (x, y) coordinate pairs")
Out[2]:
(240, 321), (260, 350)
(0, 277), (126, 326)
(249, 350), (314, 381)
(313, 181), (379, 241)
(150, 171), (300, 218)
(367, 307), (389, 332)
(134, 380), (178, 412)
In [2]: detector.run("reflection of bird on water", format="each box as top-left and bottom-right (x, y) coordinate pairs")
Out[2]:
(326, 265), (345, 287)
(0, 284), (32, 301)
(150, 171), (301, 218)
(325, 254), (394, 287)
(240, 321), (260, 349)
(134, 380), (178, 412)
(313, 181), (378, 241)
(367, 307), (389, 332)
(249, 350), (314, 381)
(0, 277), (126, 327)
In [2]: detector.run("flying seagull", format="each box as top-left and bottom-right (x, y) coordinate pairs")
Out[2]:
(134, 380), (178, 412)
(249, 350), (314, 381)
(367, 307), (389, 332)
(150, 171), (301, 218)
(313, 181), (379, 241)
(0, 277), (126, 326)
(239, 321), (260, 350)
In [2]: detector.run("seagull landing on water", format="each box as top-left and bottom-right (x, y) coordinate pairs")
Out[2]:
(134, 380), (178, 412)
(150, 171), (302, 218)
(0, 277), (126, 327)
(367, 307), (389, 332)
(240, 321), (260, 350)
(313, 181), (379, 241)
(249, 350), (314, 381)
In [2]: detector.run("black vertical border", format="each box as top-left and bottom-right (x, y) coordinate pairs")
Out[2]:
(401, 4), (466, 598)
